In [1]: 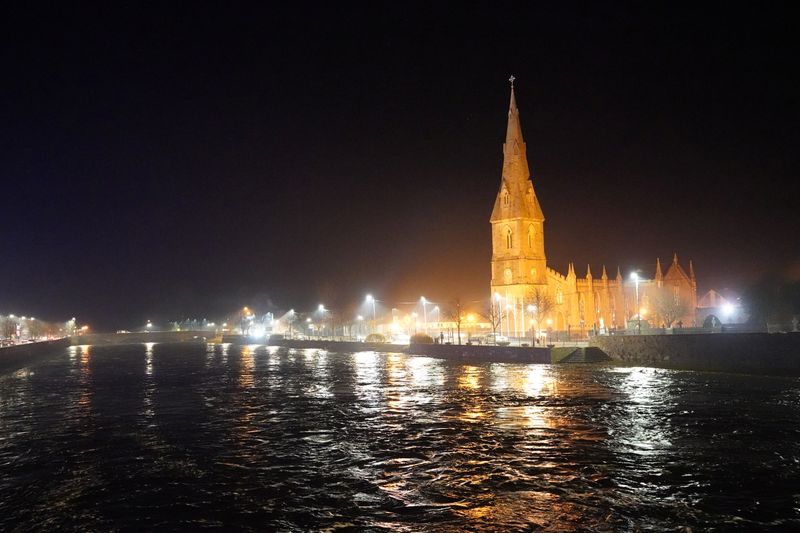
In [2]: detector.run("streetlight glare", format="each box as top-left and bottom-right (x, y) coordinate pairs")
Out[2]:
(630, 272), (639, 281)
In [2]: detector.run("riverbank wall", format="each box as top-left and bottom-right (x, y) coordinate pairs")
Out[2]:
(223, 336), (555, 363)
(590, 332), (800, 376)
(407, 343), (552, 363)
(0, 338), (71, 374)
(222, 336), (405, 353)
(71, 331), (213, 345)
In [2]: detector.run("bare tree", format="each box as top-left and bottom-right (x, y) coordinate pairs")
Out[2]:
(525, 287), (554, 344)
(526, 287), (554, 324)
(28, 319), (46, 340)
(651, 287), (689, 328)
(482, 299), (506, 337)
(1, 317), (17, 338)
(445, 298), (464, 344)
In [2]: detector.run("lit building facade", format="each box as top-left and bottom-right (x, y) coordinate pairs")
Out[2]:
(490, 82), (697, 335)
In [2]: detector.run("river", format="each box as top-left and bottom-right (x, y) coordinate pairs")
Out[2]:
(1, 342), (799, 531)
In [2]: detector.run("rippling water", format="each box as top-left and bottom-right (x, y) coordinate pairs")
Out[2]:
(1, 343), (799, 531)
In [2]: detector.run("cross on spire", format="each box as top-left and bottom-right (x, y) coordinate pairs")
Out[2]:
(509, 75), (515, 88)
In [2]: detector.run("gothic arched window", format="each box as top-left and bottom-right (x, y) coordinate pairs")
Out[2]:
(528, 225), (535, 248)
(503, 190), (510, 207)
(505, 227), (513, 249)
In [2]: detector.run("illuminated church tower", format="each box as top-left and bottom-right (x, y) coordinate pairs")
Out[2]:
(490, 77), (546, 301)
(488, 77), (697, 336)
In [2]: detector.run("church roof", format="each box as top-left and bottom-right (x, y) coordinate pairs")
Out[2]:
(698, 289), (730, 308)
(664, 253), (691, 283)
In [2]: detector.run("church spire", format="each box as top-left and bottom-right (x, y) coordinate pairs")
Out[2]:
(505, 76), (524, 147)
(490, 76), (543, 223)
(655, 258), (663, 281)
(601, 265), (608, 280)
(689, 260), (696, 281)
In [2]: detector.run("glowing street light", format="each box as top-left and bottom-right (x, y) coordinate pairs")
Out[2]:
(630, 272), (641, 335)
(365, 294), (377, 333)
(527, 304), (537, 345)
(420, 297), (428, 334)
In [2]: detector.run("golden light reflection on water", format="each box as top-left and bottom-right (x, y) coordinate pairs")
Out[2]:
(384, 354), (419, 414)
(455, 491), (577, 528)
(458, 365), (483, 390)
(239, 346), (255, 389)
(77, 345), (92, 410)
(458, 365), (486, 422)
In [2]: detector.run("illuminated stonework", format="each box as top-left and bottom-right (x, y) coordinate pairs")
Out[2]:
(490, 84), (697, 334)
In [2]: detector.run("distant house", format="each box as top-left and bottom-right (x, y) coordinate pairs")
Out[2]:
(697, 289), (747, 325)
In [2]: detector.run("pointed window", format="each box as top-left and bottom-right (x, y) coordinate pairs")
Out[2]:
(503, 190), (510, 207)
(528, 225), (535, 248)
(556, 290), (564, 305)
(505, 227), (513, 249)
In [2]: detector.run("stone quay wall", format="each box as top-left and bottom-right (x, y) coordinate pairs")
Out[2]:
(223, 336), (553, 363)
(590, 332), (800, 376)
(72, 331), (213, 345)
(223, 336), (404, 353)
(407, 343), (552, 364)
(0, 338), (71, 374)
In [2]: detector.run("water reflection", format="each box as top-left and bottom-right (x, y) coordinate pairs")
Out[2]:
(1, 345), (799, 531)
(144, 342), (155, 376)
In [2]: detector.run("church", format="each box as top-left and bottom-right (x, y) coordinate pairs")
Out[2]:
(489, 80), (697, 336)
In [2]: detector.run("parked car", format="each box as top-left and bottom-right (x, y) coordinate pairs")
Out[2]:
(484, 333), (510, 346)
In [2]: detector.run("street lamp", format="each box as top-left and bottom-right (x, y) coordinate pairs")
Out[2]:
(630, 272), (641, 335)
(365, 294), (377, 333)
(527, 304), (537, 346)
(433, 305), (440, 339)
(420, 297), (428, 334)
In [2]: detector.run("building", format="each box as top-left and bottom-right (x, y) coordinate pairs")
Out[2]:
(696, 289), (747, 326)
(489, 80), (697, 337)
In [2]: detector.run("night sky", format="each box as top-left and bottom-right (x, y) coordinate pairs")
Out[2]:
(2, 3), (798, 330)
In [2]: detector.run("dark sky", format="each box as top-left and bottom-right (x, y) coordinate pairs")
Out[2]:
(2, 3), (798, 330)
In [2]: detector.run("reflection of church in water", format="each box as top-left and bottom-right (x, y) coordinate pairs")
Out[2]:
(490, 80), (697, 334)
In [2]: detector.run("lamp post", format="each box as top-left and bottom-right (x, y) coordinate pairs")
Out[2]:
(365, 294), (377, 333)
(494, 292), (502, 337)
(433, 305), (440, 339)
(356, 315), (363, 340)
(420, 297), (428, 334)
(527, 304), (537, 346)
(630, 272), (641, 335)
